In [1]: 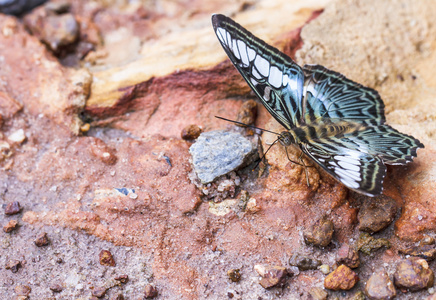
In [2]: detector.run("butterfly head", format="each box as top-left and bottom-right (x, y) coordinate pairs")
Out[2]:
(278, 131), (295, 147)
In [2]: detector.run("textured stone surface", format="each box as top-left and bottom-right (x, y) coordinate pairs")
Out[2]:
(1, 0), (436, 299)
(324, 265), (359, 291)
(358, 195), (397, 233)
(364, 271), (396, 300)
(189, 130), (255, 183)
(394, 257), (435, 291)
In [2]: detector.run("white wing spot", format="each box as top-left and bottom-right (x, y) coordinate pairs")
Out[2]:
(252, 67), (261, 79)
(216, 28), (226, 44)
(268, 66), (283, 89)
(339, 177), (360, 189)
(237, 40), (249, 66)
(232, 39), (240, 59)
(335, 167), (361, 182)
(255, 55), (270, 77)
(263, 86), (271, 101)
(247, 47), (256, 61)
(338, 160), (361, 172)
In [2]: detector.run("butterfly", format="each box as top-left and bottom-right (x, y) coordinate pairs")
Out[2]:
(211, 14), (424, 197)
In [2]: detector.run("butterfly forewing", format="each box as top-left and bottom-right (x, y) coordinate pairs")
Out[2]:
(212, 14), (304, 129)
(212, 14), (424, 196)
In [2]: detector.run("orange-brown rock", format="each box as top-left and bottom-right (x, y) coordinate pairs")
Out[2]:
(324, 265), (359, 291)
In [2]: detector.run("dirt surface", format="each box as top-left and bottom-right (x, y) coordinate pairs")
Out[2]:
(1, 0), (435, 299)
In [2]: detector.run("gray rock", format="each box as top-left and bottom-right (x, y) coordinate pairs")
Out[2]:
(189, 130), (254, 183)
(0, 0), (47, 15)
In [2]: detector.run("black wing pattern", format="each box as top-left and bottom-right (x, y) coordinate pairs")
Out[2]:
(300, 125), (423, 196)
(301, 141), (386, 196)
(301, 64), (385, 126)
(212, 14), (424, 197)
(212, 14), (304, 129)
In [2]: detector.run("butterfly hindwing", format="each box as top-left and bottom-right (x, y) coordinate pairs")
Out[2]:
(301, 140), (386, 196)
(212, 14), (304, 129)
(302, 64), (386, 126)
(341, 125), (424, 165)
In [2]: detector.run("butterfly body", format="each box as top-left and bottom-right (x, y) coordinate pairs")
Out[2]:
(212, 14), (424, 196)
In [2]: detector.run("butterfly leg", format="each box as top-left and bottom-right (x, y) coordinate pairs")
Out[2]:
(284, 147), (310, 187)
(297, 151), (311, 187)
(284, 146), (304, 166)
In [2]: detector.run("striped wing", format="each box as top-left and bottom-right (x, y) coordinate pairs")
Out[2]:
(301, 65), (385, 126)
(302, 140), (386, 196)
(301, 124), (424, 196)
(211, 14), (304, 129)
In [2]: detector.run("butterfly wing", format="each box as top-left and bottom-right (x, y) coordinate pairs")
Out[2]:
(301, 123), (424, 195)
(212, 14), (304, 129)
(301, 64), (385, 126)
(301, 139), (387, 196)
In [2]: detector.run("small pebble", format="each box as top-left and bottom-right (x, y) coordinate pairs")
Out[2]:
(289, 254), (321, 271)
(7, 129), (26, 144)
(358, 195), (397, 233)
(181, 124), (202, 140)
(236, 99), (258, 126)
(49, 283), (63, 293)
(364, 270), (396, 300)
(144, 284), (158, 298)
(3, 219), (18, 233)
(34, 232), (50, 247)
(357, 232), (390, 255)
(89, 138), (117, 165)
(318, 264), (330, 275)
(110, 294), (125, 300)
(348, 291), (366, 300)
(227, 269), (241, 282)
(5, 260), (22, 273)
(254, 264), (289, 289)
(324, 265), (358, 291)
(14, 285), (31, 296)
(5, 201), (22, 215)
(394, 257), (434, 291)
(80, 123), (91, 133)
(336, 243), (360, 269)
(99, 250), (116, 266)
(245, 198), (260, 213)
(114, 275), (129, 284)
(421, 236), (435, 245)
(304, 216), (334, 247)
(309, 287), (328, 300)
(92, 286), (107, 298)
(0, 140), (12, 160)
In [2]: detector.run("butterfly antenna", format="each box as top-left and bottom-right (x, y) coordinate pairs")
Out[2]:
(215, 116), (280, 135)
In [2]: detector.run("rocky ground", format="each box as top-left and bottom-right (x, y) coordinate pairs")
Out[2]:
(0, 0), (435, 299)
